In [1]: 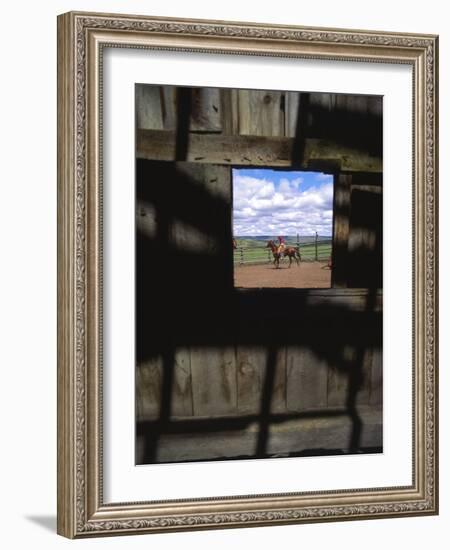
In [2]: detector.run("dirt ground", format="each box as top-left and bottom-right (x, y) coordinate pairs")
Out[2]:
(234, 261), (331, 289)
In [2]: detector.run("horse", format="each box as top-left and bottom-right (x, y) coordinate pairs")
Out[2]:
(283, 244), (302, 267)
(266, 240), (281, 268)
(266, 240), (301, 268)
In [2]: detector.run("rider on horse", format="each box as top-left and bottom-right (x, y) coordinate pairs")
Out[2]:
(277, 236), (286, 256)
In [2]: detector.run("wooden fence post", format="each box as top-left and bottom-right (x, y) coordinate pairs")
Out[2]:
(240, 247), (244, 265)
(315, 232), (318, 261)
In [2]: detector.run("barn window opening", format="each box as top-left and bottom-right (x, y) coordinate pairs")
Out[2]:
(232, 168), (334, 289)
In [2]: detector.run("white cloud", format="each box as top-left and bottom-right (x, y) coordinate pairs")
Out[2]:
(233, 174), (333, 236)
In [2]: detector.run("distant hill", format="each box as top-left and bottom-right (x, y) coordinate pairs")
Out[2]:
(235, 235), (331, 244)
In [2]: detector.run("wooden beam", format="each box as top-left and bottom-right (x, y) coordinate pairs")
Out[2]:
(137, 129), (382, 172)
(332, 174), (352, 288)
(137, 129), (291, 166)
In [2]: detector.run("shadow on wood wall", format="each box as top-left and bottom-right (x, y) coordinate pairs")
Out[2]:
(135, 159), (382, 464)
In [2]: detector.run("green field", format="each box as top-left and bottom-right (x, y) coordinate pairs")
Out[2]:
(234, 237), (332, 265)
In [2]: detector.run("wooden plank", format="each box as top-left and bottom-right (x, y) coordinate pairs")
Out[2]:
(347, 186), (383, 288)
(309, 92), (382, 118)
(351, 172), (383, 187)
(285, 91), (300, 137)
(135, 199), (156, 240)
(370, 348), (383, 406)
(271, 348), (287, 413)
(303, 289), (383, 311)
(236, 347), (266, 414)
(136, 161), (233, 420)
(190, 347), (238, 416)
(308, 92), (336, 114)
(176, 161), (235, 418)
(136, 357), (163, 420)
(169, 163), (231, 253)
(332, 174), (352, 288)
(137, 129), (382, 172)
(135, 85), (164, 130)
(326, 343), (367, 409)
(351, 184), (382, 194)
(303, 141), (381, 172)
(355, 348), (374, 406)
(286, 347), (328, 411)
(221, 88), (239, 135)
(230, 89), (240, 135)
(306, 93), (382, 162)
(171, 348), (193, 417)
(348, 190), (380, 253)
(190, 88), (222, 132)
(146, 409), (382, 463)
(327, 358), (350, 409)
(136, 351), (193, 420)
(160, 86), (222, 132)
(236, 347), (287, 414)
(238, 90), (284, 136)
(174, 163), (231, 200)
(326, 344), (375, 409)
(161, 86), (177, 130)
(138, 129), (291, 166)
(170, 218), (220, 254)
(335, 94), (382, 116)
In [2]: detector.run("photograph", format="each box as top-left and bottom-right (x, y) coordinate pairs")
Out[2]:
(55, 9), (438, 538)
(0, 0), (444, 544)
(0, 0), (445, 544)
(135, 84), (383, 465)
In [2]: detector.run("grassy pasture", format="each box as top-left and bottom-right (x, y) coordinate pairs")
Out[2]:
(233, 237), (332, 265)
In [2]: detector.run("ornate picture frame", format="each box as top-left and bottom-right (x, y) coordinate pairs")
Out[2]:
(57, 11), (438, 538)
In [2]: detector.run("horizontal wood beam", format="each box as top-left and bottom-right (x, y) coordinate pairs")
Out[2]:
(137, 129), (382, 172)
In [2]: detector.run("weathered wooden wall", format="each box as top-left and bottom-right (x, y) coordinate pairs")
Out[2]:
(134, 85), (383, 462)
(135, 85), (382, 172)
(136, 84), (383, 289)
(332, 172), (383, 288)
(136, 329), (382, 422)
(135, 86), (382, 139)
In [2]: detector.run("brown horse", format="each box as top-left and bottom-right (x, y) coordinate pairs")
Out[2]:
(266, 240), (301, 268)
(266, 240), (281, 268)
(283, 244), (302, 266)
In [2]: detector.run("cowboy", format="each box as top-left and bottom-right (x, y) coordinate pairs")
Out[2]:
(277, 236), (286, 256)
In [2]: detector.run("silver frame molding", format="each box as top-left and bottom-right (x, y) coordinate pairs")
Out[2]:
(57, 11), (438, 538)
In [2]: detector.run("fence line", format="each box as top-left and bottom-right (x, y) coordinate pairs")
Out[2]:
(233, 236), (332, 266)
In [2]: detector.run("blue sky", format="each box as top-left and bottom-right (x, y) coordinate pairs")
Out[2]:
(232, 168), (334, 236)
